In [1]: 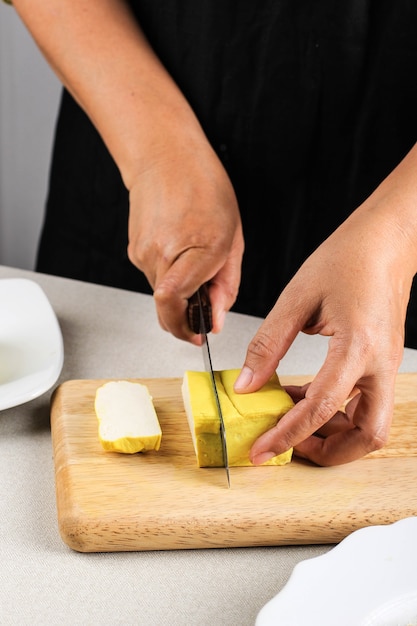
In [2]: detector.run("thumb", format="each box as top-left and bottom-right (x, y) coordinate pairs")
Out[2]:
(234, 273), (322, 393)
(234, 307), (300, 393)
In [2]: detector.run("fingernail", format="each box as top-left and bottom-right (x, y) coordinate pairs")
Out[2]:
(251, 451), (276, 465)
(234, 366), (254, 391)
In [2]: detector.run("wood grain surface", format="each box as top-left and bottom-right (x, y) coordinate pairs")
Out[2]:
(50, 374), (417, 552)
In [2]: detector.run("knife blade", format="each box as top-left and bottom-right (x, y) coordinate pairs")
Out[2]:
(188, 286), (230, 487)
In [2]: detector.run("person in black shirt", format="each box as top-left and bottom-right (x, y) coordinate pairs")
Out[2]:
(9, 0), (417, 465)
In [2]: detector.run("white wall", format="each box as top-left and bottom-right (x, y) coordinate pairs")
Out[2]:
(0, 6), (61, 270)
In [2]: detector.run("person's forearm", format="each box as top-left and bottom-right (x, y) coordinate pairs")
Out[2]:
(13, 0), (206, 189)
(348, 142), (417, 281)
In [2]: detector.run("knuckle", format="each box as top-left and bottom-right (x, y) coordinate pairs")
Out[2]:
(153, 279), (178, 306)
(306, 394), (341, 431)
(277, 431), (297, 455)
(372, 431), (389, 451)
(361, 424), (389, 454)
(127, 239), (148, 270)
(247, 332), (277, 362)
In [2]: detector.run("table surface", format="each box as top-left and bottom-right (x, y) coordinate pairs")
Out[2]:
(2, 264), (417, 626)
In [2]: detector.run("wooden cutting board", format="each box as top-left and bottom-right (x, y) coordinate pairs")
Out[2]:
(50, 374), (417, 552)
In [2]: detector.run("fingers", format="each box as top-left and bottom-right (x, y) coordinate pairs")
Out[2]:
(249, 353), (396, 466)
(293, 384), (394, 465)
(284, 383), (359, 438)
(153, 267), (238, 343)
(208, 240), (243, 334)
(234, 304), (307, 393)
(310, 390), (361, 438)
(239, 291), (399, 466)
(153, 236), (243, 342)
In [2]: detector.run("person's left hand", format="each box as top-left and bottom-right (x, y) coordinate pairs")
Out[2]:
(234, 171), (417, 465)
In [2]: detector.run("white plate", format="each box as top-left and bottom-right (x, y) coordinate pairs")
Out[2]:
(256, 516), (417, 626)
(0, 278), (63, 410)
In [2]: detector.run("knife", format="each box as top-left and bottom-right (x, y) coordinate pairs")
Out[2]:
(187, 285), (230, 487)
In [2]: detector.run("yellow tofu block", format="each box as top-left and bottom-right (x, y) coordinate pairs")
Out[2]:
(182, 369), (294, 467)
(95, 380), (162, 453)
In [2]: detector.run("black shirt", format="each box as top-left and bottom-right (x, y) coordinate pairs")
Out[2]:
(36, 0), (417, 345)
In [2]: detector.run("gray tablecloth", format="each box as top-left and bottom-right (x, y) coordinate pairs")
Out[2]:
(2, 265), (417, 626)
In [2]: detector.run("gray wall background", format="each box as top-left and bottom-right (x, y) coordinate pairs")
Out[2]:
(0, 6), (61, 270)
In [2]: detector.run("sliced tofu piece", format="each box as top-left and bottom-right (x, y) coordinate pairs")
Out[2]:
(182, 369), (293, 467)
(95, 380), (162, 453)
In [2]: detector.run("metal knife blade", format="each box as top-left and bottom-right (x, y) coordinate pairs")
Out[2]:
(188, 286), (230, 487)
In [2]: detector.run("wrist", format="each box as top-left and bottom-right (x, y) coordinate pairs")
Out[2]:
(356, 142), (417, 277)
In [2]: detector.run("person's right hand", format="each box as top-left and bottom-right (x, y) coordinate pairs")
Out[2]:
(127, 137), (244, 344)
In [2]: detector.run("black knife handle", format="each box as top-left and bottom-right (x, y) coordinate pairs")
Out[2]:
(187, 284), (213, 334)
